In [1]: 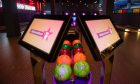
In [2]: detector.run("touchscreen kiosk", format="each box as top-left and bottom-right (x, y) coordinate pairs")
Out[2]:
(78, 15), (122, 61)
(19, 15), (71, 62)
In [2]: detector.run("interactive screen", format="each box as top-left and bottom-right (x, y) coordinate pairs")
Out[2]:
(114, 0), (140, 13)
(22, 18), (64, 54)
(85, 19), (120, 52)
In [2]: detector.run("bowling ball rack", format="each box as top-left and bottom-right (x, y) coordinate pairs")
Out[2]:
(53, 41), (91, 84)
(30, 36), (115, 84)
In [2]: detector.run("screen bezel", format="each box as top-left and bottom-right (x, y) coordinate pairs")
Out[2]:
(77, 15), (123, 61)
(19, 15), (71, 62)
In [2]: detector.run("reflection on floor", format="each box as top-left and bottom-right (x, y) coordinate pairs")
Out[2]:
(0, 33), (34, 84)
(0, 31), (140, 84)
(111, 31), (140, 84)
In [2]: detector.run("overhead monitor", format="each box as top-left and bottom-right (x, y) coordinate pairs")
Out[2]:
(78, 15), (123, 61)
(19, 15), (71, 62)
(113, 0), (140, 13)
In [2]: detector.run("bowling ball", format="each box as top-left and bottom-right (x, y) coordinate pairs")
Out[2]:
(56, 55), (72, 65)
(73, 43), (82, 49)
(74, 52), (86, 63)
(59, 49), (70, 56)
(74, 61), (90, 78)
(63, 40), (71, 46)
(54, 64), (72, 81)
(74, 47), (83, 54)
(62, 44), (71, 50)
(72, 39), (81, 46)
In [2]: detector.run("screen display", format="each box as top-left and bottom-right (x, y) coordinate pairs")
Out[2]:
(22, 18), (64, 54)
(113, 0), (140, 13)
(85, 19), (120, 52)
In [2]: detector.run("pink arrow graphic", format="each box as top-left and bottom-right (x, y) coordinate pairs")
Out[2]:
(30, 28), (53, 40)
(97, 27), (112, 38)
(43, 28), (53, 40)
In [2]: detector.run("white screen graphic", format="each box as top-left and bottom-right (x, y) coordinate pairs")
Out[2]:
(23, 18), (64, 54)
(85, 19), (120, 52)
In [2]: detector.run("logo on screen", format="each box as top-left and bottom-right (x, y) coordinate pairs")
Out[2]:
(30, 28), (53, 40)
(97, 27), (112, 38)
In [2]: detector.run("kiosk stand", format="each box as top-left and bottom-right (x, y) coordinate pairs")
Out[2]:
(19, 15), (122, 84)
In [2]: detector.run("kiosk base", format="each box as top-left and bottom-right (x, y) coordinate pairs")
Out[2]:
(53, 72), (92, 84)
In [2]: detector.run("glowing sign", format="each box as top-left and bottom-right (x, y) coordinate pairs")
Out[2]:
(0, 2), (35, 11)
(17, 3), (36, 11)
(17, 3), (24, 10)
(24, 4), (36, 11)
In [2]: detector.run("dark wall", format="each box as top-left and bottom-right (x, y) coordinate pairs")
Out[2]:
(18, 10), (36, 23)
(0, 10), (35, 26)
(0, 8), (4, 26)
(112, 14), (140, 26)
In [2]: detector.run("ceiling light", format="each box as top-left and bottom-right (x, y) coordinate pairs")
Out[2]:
(73, 13), (76, 16)
(94, 13), (97, 16)
(65, 12), (69, 15)
(82, 13), (86, 16)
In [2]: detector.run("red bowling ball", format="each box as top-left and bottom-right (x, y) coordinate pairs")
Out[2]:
(74, 47), (84, 54)
(59, 49), (71, 56)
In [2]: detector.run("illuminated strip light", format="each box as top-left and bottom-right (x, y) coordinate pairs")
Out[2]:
(0, 0), (2, 7)
(0, 2), (35, 11)
(97, 28), (112, 38)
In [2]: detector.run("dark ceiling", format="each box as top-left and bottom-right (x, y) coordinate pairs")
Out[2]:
(41, 0), (101, 15)
(42, 0), (99, 4)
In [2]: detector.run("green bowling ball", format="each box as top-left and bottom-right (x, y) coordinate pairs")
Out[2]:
(74, 61), (90, 77)
(62, 44), (71, 50)
(54, 64), (72, 81)
(73, 43), (82, 49)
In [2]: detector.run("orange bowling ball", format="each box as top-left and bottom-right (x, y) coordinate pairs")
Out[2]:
(72, 39), (81, 46)
(63, 40), (71, 46)
(74, 52), (86, 63)
(56, 55), (72, 65)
